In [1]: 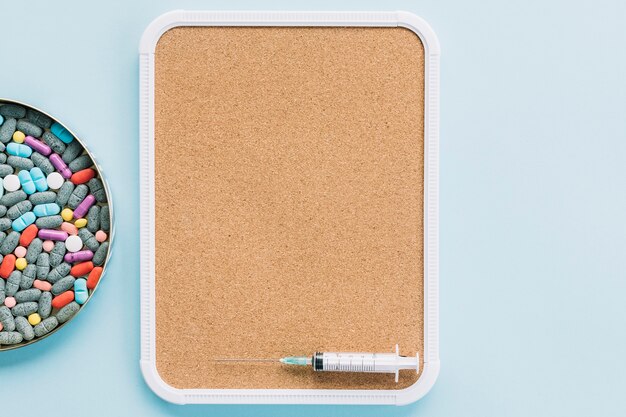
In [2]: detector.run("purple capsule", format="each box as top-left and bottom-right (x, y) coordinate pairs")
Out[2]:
(65, 250), (93, 263)
(73, 195), (95, 219)
(38, 229), (68, 241)
(24, 136), (52, 156)
(49, 153), (72, 179)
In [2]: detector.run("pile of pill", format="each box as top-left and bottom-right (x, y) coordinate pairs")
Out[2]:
(0, 102), (110, 348)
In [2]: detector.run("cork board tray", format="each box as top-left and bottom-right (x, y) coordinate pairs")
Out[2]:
(139, 11), (440, 406)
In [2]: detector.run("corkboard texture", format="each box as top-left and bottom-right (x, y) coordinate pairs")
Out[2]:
(154, 26), (425, 390)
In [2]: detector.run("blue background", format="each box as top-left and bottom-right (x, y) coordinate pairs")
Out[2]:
(1, 0), (625, 416)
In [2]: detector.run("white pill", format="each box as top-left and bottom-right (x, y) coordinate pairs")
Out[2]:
(47, 172), (64, 190)
(3, 175), (21, 192)
(65, 235), (83, 253)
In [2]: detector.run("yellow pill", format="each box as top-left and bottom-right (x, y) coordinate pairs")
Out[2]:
(12, 131), (25, 143)
(15, 257), (27, 270)
(75, 218), (87, 228)
(28, 313), (41, 326)
(61, 208), (74, 221)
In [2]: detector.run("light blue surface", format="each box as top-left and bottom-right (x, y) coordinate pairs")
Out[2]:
(1, 0), (625, 416)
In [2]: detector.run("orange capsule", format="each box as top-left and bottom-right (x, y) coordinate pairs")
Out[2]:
(51, 291), (74, 309)
(0, 254), (16, 279)
(19, 224), (39, 247)
(86, 266), (103, 290)
(71, 168), (96, 185)
(70, 261), (94, 277)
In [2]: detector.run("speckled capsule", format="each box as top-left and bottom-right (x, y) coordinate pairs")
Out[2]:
(87, 178), (106, 203)
(55, 181), (74, 207)
(0, 190), (27, 207)
(0, 154), (5, 164)
(46, 262), (70, 284)
(78, 228), (100, 252)
(20, 264), (36, 290)
(0, 279), (4, 304)
(29, 191), (57, 205)
(0, 105), (26, 118)
(0, 306), (16, 331)
(0, 218), (12, 231)
(7, 200), (32, 220)
(38, 291), (52, 319)
(36, 252), (50, 279)
(0, 232), (6, 248)
(26, 238), (43, 263)
(51, 276), (75, 295)
(86, 205), (100, 233)
(0, 164), (13, 177)
(14, 288), (41, 303)
(16, 120), (42, 138)
(100, 206), (110, 232)
(0, 118), (16, 143)
(93, 242), (109, 266)
(33, 316), (57, 337)
(5, 271), (21, 296)
(67, 184), (88, 209)
(30, 152), (55, 175)
(49, 241), (66, 267)
(61, 140), (82, 164)
(0, 331), (22, 345)
(7, 156), (34, 170)
(0, 206), (6, 218)
(35, 215), (63, 229)
(57, 301), (80, 324)
(68, 155), (93, 172)
(41, 131), (66, 154)
(14, 316), (35, 341)
(26, 109), (53, 129)
(0, 231), (20, 255)
(11, 301), (38, 317)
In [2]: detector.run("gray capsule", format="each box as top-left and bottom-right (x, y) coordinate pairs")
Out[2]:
(27, 109), (53, 129)
(87, 178), (106, 203)
(61, 140), (83, 164)
(20, 264), (37, 290)
(0, 231), (20, 255)
(33, 317), (58, 337)
(11, 301), (38, 317)
(49, 241), (66, 267)
(0, 164), (14, 177)
(6, 271), (21, 297)
(51, 276), (75, 295)
(16, 119), (43, 138)
(0, 279), (4, 304)
(78, 228), (100, 252)
(26, 238), (43, 264)
(57, 301), (80, 324)
(86, 205), (100, 233)
(29, 191), (57, 205)
(7, 200), (32, 220)
(67, 184), (88, 209)
(68, 155), (93, 172)
(0, 205), (7, 217)
(36, 252), (50, 279)
(46, 262), (70, 284)
(93, 242), (109, 266)
(55, 181), (74, 206)
(0, 331), (23, 345)
(0, 118), (16, 143)
(14, 316), (35, 341)
(0, 232), (5, 248)
(0, 305), (16, 331)
(0, 190), (26, 207)
(42, 131), (66, 154)
(0, 104), (26, 118)
(14, 288), (42, 303)
(31, 152), (55, 175)
(0, 218), (11, 231)
(36, 215), (63, 229)
(38, 291), (52, 319)
(7, 156), (34, 170)
(0, 154), (5, 163)
(100, 206), (110, 232)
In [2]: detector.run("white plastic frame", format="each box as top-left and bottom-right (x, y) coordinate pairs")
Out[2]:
(139, 10), (440, 405)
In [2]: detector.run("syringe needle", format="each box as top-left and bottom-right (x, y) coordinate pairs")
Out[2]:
(211, 358), (279, 363)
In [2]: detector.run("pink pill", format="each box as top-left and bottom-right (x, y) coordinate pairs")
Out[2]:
(61, 222), (78, 236)
(95, 231), (107, 243)
(38, 229), (68, 241)
(14, 246), (27, 258)
(42, 240), (55, 252)
(4, 297), (16, 308)
(0, 322), (3, 331)
(33, 279), (52, 291)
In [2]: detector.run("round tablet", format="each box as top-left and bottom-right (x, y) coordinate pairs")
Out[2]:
(42, 240), (54, 252)
(47, 172), (64, 190)
(3, 174), (20, 192)
(64, 235), (83, 253)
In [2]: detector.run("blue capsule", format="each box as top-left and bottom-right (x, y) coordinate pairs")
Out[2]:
(50, 122), (74, 144)
(12, 211), (35, 232)
(17, 170), (36, 195)
(33, 203), (60, 217)
(6, 142), (33, 158)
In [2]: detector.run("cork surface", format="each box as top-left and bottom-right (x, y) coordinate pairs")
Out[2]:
(154, 26), (425, 390)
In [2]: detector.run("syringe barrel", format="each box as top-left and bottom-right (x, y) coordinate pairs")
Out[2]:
(313, 352), (418, 374)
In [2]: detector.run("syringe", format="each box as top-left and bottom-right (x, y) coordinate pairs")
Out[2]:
(280, 345), (419, 382)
